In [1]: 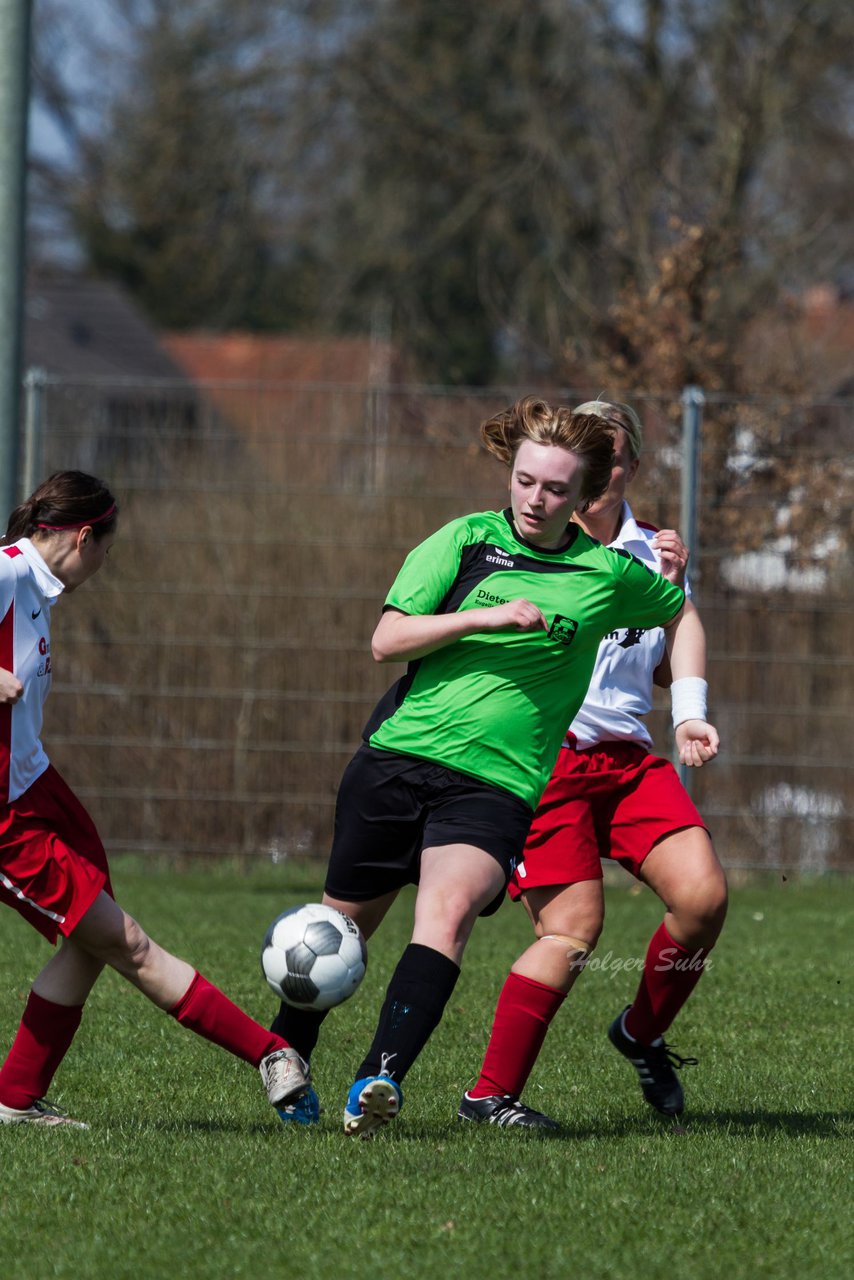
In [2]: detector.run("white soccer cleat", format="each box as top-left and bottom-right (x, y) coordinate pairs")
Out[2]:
(260, 1047), (311, 1109)
(0, 1097), (89, 1129)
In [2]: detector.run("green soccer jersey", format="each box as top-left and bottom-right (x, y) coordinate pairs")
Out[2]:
(364, 508), (685, 810)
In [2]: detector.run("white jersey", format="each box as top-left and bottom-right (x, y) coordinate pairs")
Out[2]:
(567, 504), (691, 750)
(0, 538), (65, 803)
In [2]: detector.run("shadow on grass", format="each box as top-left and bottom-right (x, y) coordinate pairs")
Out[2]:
(120, 1108), (850, 1142)
(673, 1109), (852, 1137)
(370, 1108), (852, 1143)
(129, 1118), (279, 1135)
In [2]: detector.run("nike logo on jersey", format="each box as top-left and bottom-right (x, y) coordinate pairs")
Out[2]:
(31, 607), (42, 619)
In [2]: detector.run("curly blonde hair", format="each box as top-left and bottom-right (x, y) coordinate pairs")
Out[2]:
(480, 396), (615, 509)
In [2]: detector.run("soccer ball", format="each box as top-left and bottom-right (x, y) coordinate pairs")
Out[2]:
(260, 903), (367, 1011)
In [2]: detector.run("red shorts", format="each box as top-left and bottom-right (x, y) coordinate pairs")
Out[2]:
(508, 740), (706, 898)
(0, 765), (113, 943)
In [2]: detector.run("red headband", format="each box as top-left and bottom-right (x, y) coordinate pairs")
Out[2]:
(36, 503), (117, 532)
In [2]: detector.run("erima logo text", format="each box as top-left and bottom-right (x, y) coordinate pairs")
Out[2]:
(486, 547), (514, 567)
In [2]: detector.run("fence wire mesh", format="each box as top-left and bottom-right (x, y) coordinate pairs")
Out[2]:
(21, 377), (854, 872)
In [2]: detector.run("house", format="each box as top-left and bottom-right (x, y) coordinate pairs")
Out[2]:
(24, 272), (186, 381)
(22, 272), (196, 476)
(161, 331), (406, 490)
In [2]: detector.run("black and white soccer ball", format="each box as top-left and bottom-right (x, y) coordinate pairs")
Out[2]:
(260, 903), (367, 1011)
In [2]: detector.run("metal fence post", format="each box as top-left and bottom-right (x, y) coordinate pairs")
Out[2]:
(679, 385), (704, 791)
(366, 298), (392, 493)
(0, 0), (33, 526)
(680, 385), (703, 564)
(22, 366), (47, 500)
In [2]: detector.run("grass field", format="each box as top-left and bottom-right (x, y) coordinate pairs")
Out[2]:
(0, 860), (851, 1280)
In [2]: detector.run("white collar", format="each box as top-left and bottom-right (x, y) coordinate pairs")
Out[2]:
(610, 502), (656, 562)
(15, 539), (66, 601)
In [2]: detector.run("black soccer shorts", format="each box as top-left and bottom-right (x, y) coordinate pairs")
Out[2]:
(324, 744), (534, 915)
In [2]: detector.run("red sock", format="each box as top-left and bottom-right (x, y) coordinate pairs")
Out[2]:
(624, 922), (709, 1044)
(469, 972), (565, 1099)
(0, 992), (84, 1110)
(169, 972), (289, 1068)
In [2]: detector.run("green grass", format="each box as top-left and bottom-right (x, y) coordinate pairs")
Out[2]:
(0, 862), (851, 1280)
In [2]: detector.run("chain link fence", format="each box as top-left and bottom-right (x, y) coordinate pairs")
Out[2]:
(19, 375), (854, 873)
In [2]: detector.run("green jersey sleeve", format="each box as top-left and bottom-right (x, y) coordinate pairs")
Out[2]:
(384, 518), (469, 616)
(607, 547), (685, 628)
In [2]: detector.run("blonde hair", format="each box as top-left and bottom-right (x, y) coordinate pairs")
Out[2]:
(480, 396), (615, 509)
(574, 399), (643, 462)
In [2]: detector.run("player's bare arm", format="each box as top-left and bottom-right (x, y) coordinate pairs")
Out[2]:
(0, 666), (24, 703)
(663, 599), (719, 765)
(372, 600), (549, 663)
(662, 598), (704, 678)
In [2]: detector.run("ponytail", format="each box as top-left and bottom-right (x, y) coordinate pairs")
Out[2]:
(3, 472), (118, 544)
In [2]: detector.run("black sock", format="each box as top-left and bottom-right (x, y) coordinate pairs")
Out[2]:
(355, 943), (460, 1085)
(270, 1003), (329, 1062)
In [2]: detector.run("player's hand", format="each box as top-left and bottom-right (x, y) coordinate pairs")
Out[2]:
(653, 529), (689, 587)
(0, 667), (23, 705)
(675, 719), (719, 767)
(482, 598), (549, 633)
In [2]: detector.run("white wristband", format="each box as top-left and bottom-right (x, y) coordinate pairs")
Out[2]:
(671, 677), (708, 728)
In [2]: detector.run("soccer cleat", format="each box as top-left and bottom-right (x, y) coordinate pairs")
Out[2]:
(607, 1006), (698, 1116)
(458, 1092), (560, 1130)
(276, 1086), (321, 1126)
(260, 1047), (311, 1109)
(344, 1074), (402, 1138)
(0, 1097), (89, 1129)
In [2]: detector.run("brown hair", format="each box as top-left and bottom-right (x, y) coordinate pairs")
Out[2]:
(4, 471), (118, 544)
(480, 396), (615, 508)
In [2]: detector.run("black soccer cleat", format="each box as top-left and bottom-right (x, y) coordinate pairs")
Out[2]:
(458, 1092), (560, 1130)
(607, 1006), (698, 1116)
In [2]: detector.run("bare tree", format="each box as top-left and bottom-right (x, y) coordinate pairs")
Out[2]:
(288, 0), (854, 388)
(29, 0), (854, 385)
(30, 0), (314, 328)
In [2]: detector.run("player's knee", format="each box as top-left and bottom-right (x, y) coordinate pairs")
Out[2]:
(123, 917), (153, 972)
(430, 880), (496, 931)
(414, 890), (482, 957)
(671, 872), (728, 945)
(537, 931), (598, 974)
(537, 900), (604, 950)
(94, 912), (152, 976)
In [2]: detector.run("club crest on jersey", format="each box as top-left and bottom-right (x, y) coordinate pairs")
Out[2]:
(548, 614), (579, 647)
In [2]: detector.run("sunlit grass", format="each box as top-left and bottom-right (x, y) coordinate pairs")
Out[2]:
(0, 863), (850, 1280)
